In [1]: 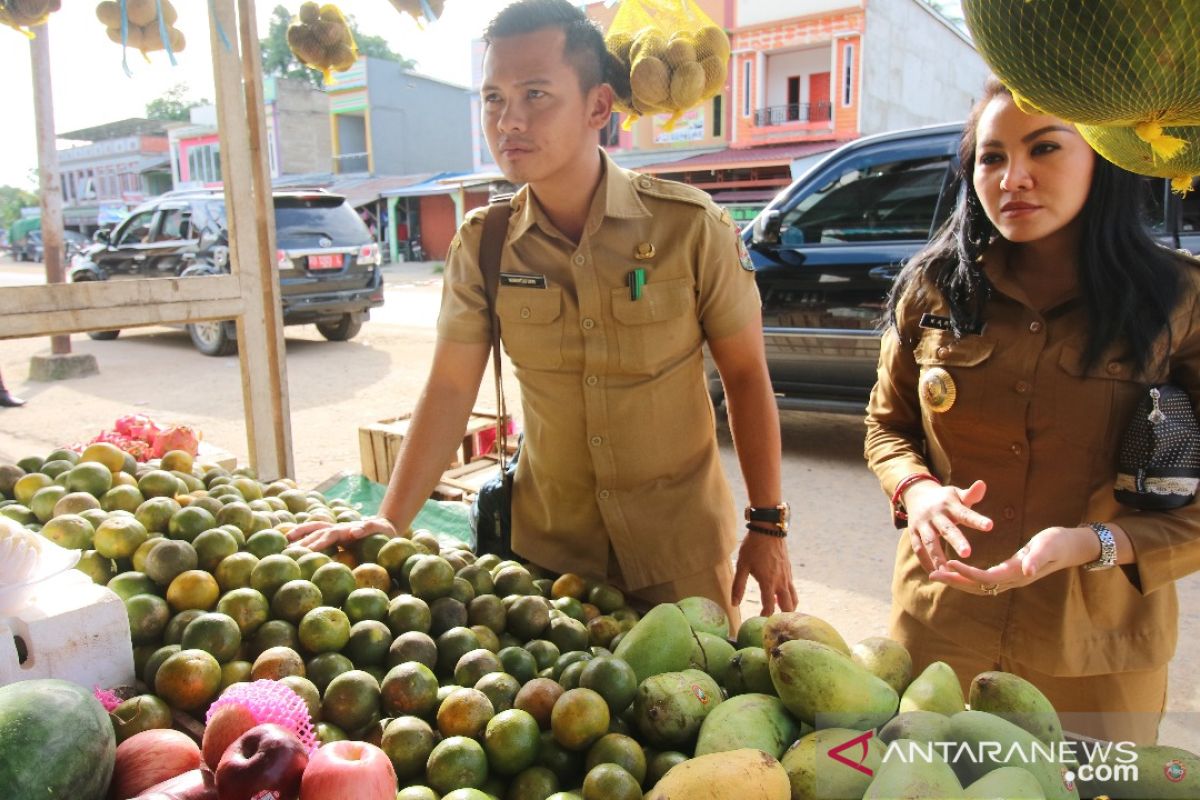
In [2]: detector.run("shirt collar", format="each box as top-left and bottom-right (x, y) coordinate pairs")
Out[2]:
(504, 148), (652, 244)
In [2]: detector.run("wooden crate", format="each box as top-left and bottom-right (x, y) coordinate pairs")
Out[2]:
(431, 455), (504, 503)
(358, 408), (510, 484)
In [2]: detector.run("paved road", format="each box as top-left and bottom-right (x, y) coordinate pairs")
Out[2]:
(0, 255), (1196, 747)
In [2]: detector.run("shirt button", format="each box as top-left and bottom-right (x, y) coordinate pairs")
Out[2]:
(582, 318), (595, 330)
(1011, 443), (1023, 456)
(590, 436), (603, 447)
(638, 177), (652, 188)
(573, 254), (585, 266)
(1106, 361), (1122, 375)
(1003, 506), (1016, 521)
(1029, 321), (1043, 334)
(586, 375), (598, 386)
(936, 346), (949, 359)
(520, 307), (531, 319)
(598, 489), (611, 500)
(1014, 381), (1029, 394)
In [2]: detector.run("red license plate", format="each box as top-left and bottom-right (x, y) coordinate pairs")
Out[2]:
(308, 254), (342, 270)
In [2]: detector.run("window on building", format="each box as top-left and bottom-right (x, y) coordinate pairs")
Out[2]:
(712, 95), (722, 137)
(187, 143), (223, 184)
(778, 155), (952, 244)
(842, 44), (854, 107)
(787, 76), (800, 121)
(742, 60), (751, 118)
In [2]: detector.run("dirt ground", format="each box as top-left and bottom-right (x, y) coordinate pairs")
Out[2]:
(1, 254), (1196, 748)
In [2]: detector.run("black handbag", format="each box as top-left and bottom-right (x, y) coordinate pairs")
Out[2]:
(470, 201), (517, 558)
(1115, 384), (1200, 510)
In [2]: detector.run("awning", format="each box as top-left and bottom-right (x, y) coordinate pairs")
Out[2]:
(637, 141), (840, 174)
(382, 172), (475, 198)
(708, 189), (781, 204)
(58, 118), (169, 142)
(609, 147), (723, 171)
(271, 173), (439, 208)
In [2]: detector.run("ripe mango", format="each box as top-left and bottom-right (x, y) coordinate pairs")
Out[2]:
(851, 636), (913, 696)
(763, 611), (851, 656)
(900, 661), (965, 716)
(769, 639), (898, 730)
(695, 693), (799, 759)
(646, 748), (790, 800)
(968, 671), (1063, 745)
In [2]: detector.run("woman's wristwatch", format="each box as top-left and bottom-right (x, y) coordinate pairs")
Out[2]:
(745, 503), (790, 537)
(1084, 522), (1117, 571)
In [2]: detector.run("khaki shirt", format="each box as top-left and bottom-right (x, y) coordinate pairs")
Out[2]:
(438, 149), (761, 589)
(865, 241), (1200, 677)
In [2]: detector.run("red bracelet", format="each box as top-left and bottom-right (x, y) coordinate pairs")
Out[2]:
(890, 472), (941, 521)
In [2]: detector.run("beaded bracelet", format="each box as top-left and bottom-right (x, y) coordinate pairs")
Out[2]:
(747, 523), (787, 538)
(890, 472), (941, 521)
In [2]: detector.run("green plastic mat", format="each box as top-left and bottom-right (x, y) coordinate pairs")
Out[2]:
(316, 473), (475, 550)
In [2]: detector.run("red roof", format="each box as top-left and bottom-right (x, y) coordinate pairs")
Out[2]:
(638, 141), (840, 174)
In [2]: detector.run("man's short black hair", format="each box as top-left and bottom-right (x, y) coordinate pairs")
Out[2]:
(484, 0), (618, 93)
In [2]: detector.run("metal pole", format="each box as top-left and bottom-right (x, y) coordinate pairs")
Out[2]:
(29, 24), (70, 356)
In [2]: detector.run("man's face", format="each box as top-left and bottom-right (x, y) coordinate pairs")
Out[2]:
(481, 27), (609, 187)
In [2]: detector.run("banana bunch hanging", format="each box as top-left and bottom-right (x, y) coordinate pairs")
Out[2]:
(287, 2), (359, 84)
(388, 0), (445, 26)
(96, 0), (185, 55)
(0, 0), (61, 38)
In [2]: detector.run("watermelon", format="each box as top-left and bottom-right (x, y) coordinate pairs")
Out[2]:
(0, 678), (116, 800)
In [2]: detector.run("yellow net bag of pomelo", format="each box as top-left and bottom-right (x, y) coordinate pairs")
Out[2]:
(605, 0), (729, 130)
(963, 0), (1200, 191)
(286, 1), (358, 85)
(1079, 123), (1200, 196)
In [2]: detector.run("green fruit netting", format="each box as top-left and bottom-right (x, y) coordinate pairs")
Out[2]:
(318, 473), (474, 550)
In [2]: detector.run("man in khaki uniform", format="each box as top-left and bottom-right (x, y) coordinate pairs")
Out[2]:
(294, 0), (796, 620)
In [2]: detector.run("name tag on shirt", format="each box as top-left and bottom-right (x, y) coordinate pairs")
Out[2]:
(919, 313), (985, 336)
(500, 272), (548, 289)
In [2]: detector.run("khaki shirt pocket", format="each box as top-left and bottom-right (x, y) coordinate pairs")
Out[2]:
(913, 329), (996, 421)
(497, 287), (564, 370)
(610, 277), (698, 374)
(1054, 345), (1143, 456)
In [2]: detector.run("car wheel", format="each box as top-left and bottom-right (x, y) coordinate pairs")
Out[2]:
(316, 314), (363, 342)
(188, 320), (238, 356)
(88, 330), (120, 341)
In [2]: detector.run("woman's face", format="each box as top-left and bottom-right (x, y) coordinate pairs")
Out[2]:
(972, 95), (1096, 244)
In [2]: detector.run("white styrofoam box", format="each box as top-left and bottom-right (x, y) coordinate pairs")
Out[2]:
(0, 569), (134, 690)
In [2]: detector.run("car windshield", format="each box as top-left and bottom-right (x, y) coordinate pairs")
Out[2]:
(274, 196), (373, 248)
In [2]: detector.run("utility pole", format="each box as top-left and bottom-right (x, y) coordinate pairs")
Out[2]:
(30, 22), (69, 356)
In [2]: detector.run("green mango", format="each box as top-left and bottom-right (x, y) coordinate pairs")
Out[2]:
(769, 639), (898, 730)
(900, 661), (965, 716)
(722, 646), (776, 697)
(782, 727), (884, 800)
(763, 611), (851, 656)
(879, 711), (952, 745)
(968, 671), (1063, 745)
(863, 739), (963, 799)
(851, 636), (914, 696)
(632, 669), (723, 750)
(613, 603), (696, 684)
(736, 615), (767, 649)
(695, 693), (800, 759)
(1076, 744), (1200, 800)
(675, 595), (729, 638)
(948, 711), (1079, 800)
(688, 631), (736, 684)
(964, 765), (1046, 799)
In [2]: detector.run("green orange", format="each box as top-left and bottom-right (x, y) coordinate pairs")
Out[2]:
(154, 648), (222, 711)
(298, 606), (351, 654)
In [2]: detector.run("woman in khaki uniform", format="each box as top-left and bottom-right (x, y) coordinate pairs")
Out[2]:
(865, 77), (1200, 744)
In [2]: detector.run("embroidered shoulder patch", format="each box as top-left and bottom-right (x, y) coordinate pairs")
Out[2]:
(736, 237), (754, 271)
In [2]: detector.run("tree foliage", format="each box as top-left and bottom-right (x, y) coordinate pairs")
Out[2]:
(146, 83), (209, 122)
(0, 186), (39, 232)
(260, 5), (415, 87)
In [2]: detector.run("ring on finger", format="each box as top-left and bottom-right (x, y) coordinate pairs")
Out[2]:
(980, 583), (999, 596)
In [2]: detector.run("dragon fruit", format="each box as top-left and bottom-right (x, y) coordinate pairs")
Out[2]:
(151, 424), (201, 458)
(115, 414), (161, 442)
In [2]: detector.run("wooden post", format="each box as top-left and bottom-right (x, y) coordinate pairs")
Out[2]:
(208, 0), (294, 480)
(29, 24), (70, 357)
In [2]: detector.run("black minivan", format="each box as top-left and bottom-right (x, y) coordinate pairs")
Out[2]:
(70, 189), (384, 356)
(718, 122), (1200, 412)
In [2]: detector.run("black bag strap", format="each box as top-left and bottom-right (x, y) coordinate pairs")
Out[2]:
(479, 201), (514, 498)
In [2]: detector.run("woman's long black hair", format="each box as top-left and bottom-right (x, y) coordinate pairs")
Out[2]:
(887, 77), (1189, 375)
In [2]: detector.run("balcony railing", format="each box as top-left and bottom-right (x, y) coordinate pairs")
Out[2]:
(754, 102), (833, 127)
(333, 151), (369, 174)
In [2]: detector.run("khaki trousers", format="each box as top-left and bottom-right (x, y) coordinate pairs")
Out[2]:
(610, 554), (740, 638)
(892, 609), (1167, 744)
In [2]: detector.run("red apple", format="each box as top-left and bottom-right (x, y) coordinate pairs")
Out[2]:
(299, 740), (397, 800)
(201, 704), (258, 770)
(130, 767), (217, 800)
(111, 728), (202, 800)
(214, 724), (308, 800)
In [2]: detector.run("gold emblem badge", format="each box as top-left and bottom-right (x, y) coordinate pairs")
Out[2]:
(919, 367), (957, 413)
(634, 242), (656, 260)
